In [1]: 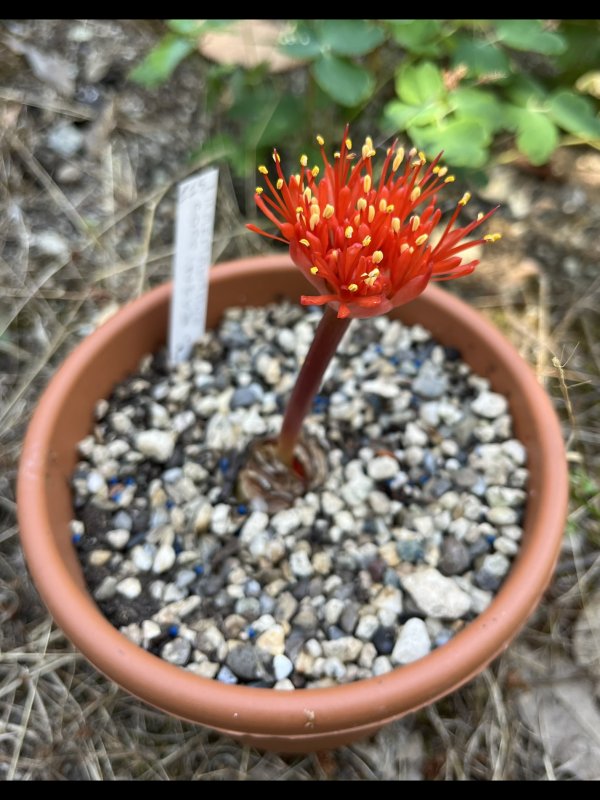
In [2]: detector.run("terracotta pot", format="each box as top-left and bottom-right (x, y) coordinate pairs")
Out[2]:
(17, 254), (568, 752)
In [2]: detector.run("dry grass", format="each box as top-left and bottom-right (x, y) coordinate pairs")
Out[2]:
(1, 19), (599, 780)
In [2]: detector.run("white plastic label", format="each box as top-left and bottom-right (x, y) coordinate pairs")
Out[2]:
(168, 167), (219, 364)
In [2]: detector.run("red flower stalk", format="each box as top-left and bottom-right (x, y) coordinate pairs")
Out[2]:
(246, 127), (501, 466)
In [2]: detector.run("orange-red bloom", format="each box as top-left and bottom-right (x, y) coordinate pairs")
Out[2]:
(247, 126), (500, 319)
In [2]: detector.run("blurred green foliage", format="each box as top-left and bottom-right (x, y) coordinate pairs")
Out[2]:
(130, 19), (600, 179)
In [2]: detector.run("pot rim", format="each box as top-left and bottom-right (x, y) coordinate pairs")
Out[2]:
(17, 254), (568, 740)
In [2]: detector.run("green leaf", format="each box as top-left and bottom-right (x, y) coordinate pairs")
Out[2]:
(395, 61), (446, 106)
(515, 111), (559, 165)
(189, 132), (236, 165)
(409, 119), (491, 168)
(548, 90), (600, 138)
(383, 100), (445, 131)
(451, 35), (510, 78)
(493, 19), (567, 56)
(278, 22), (323, 59)
(166, 20), (204, 36)
(315, 19), (385, 57)
(387, 19), (442, 55)
(129, 34), (195, 87)
(450, 87), (506, 133)
(311, 54), (375, 107)
(257, 95), (306, 147)
(504, 74), (547, 107)
(167, 19), (234, 37)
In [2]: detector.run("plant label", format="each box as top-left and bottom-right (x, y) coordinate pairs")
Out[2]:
(169, 167), (219, 364)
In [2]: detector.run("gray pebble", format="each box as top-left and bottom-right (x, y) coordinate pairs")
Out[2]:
(161, 637), (191, 666)
(226, 644), (263, 681)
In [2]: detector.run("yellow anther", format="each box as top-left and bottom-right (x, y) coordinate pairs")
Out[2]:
(368, 205), (375, 223)
(310, 213), (320, 230)
(408, 147), (417, 158)
(300, 154), (308, 167)
(362, 235), (372, 247)
(255, 187), (263, 194)
(411, 215), (420, 232)
(379, 198), (388, 212)
(272, 152), (280, 163)
(334, 151), (341, 159)
(433, 166), (441, 174)
(345, 137), (352, 150)
(392, 148), (405, 172)
(345, 225), (354, 239)
(438, 166), (448, 177)
(258, 165), (268, 174)
(366, 136), (373, 149)
(362, 144), (370, 159)
(391, 217), (400, 233)
(477, 212), (484, 221)
(444, 175), (455, 183)
(294, 173), (301, 184)
(415, 234), (429, 246)
(356, 197), (367, 212)
(363, 174), (372, 193)
(296, 206), (304, 215)
(418, 151), (426, 163)
(386, 204), (394, 213)
(323, 204), (335, 219)
(372, 250), (383, 264)
(311, 166), (320, 177)
(276, 178), (284, 190)
(310, 266), (319, 275)
(459, 192), (471, 206)
(410, 186), (421, 202)
(316, 134), (324, 146)
(412, 159), (422, 167)
(348, 283), (358, 292)
(300, 239), (310, 247)
(484, 233), (502, 242)
(400, 243), (410, 253)
(303, 187), (312, 201)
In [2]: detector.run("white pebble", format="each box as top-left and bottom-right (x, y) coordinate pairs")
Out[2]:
(273, 653), (294, 680)
(116, 577), (142, 599)
(135, 429), (176, 462)
(391, 618), (431, 665)
(106, 528), (130, 550)
(152, 543), (176, 574)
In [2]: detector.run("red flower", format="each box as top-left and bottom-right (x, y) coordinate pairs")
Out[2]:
(247, 126), (500, 319)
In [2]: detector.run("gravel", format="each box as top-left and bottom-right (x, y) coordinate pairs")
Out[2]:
(72, 301), (528, 689)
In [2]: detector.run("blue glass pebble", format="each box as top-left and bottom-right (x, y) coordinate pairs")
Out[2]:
(167, 624), (179, 637)
(165, 498), (175, 509)
(247, 626), (256, 639)
(112, 492), (122, 503)
(194, 564), (205, 576)
(237, 504), (248, 515)
(71, 532), (82, 544)
(108, 476), (119, 485)
(219, 457), (230, 472)
(124, 477), (136, 486)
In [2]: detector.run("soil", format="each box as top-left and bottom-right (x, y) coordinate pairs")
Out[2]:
(1, 19), (599, 780)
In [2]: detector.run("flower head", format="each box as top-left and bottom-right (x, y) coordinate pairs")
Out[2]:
(247, 126), (500, 319)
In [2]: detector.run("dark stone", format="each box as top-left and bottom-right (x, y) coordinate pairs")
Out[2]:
(80, 502), (112, 537)
(339, 602), (359, 635)
(230, 386), (260, 410)
(226, 644), (263, 681)
(439, 537), (471, 576)
(372, 626), (396, 655)
(284, 628), (307, 662)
